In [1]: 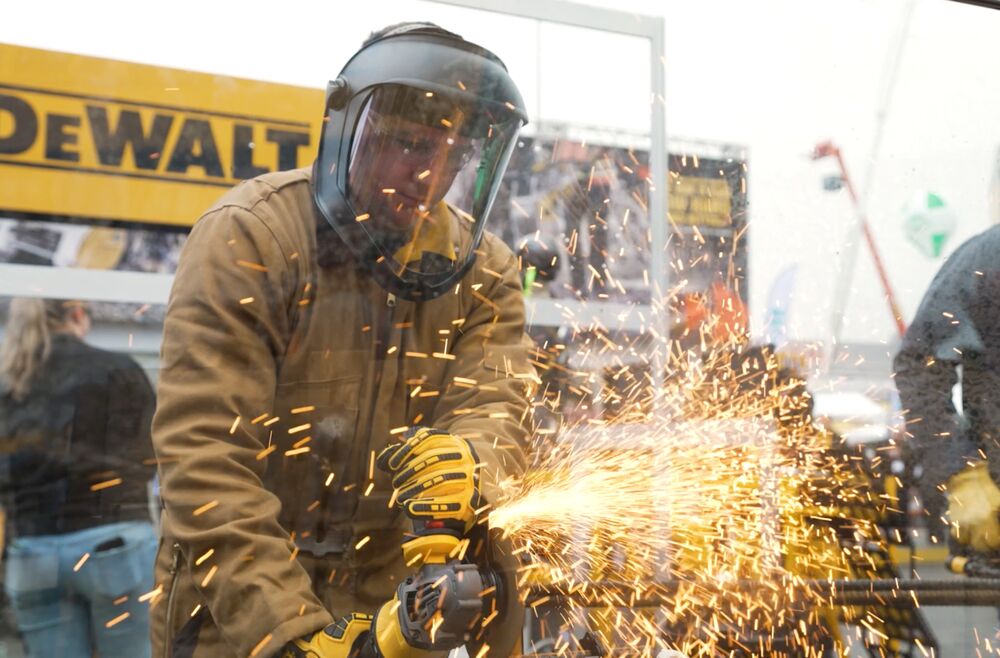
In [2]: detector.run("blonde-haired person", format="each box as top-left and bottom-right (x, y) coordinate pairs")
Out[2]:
(0, 298), (157, 657)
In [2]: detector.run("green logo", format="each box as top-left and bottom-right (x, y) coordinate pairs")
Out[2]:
(903, 191), (956, 258)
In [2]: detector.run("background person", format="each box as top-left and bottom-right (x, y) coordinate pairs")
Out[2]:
(0, 297), (157, 657)
(894, 225), (1000, 569)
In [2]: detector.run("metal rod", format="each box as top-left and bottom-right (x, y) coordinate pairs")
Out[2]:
(527, 578), (1000, 608)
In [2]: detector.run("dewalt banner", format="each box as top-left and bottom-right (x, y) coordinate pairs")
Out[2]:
(0, 44), (324, 227)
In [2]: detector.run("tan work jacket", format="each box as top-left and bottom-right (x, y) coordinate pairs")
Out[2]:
(150, 168), (534, 658)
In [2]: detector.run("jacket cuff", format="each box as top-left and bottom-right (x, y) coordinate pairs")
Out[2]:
(250, 610), (334, 658)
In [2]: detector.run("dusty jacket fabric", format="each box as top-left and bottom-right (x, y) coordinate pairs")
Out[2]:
(0, 333), (155, 537)
(151, 168), (534, 658)
(893, 225), (1000, 495)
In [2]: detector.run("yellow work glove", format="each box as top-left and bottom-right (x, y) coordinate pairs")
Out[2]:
(377, 427), (482, 536)
(283, 613), (374, 658)
(947, 462), (1000, 552)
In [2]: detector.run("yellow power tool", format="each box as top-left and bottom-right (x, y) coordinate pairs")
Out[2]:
(286, 527), (502, 658)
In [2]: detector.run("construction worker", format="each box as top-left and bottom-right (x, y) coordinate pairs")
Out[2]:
(893, 225), (1000, 568)
(151, 23), (534, 658)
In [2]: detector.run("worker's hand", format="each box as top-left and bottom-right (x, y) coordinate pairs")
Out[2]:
(283, 613), (375, 658)
(377, 427), (482, 535)
(947, 462), (1000, 552)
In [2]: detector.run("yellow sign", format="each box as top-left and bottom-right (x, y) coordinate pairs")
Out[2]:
(668, 176), (733, 228)
(0, 44), (324, 227)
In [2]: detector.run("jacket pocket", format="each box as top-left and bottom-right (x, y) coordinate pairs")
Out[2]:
(3, 542), (60, 632)
(272, 350), (367, 534)
(4, 542), (59, 595)
(274, 350), (365, 458)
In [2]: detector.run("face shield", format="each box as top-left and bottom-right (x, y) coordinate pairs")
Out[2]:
(314, 30), (528, 301)
(345, 86), (520, 290)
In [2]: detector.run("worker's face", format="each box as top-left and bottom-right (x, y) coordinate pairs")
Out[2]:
(348, 109), (476, 233)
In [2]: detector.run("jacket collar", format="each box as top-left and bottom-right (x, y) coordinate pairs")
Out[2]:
(312, 194), (359, 270)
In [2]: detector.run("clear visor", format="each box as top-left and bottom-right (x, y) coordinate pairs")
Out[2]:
(346, 85), (522, 282)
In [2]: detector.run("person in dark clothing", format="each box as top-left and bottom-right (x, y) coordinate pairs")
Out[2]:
(0, 297), (157, 657)
(567, 148), (616, 298)
(893, 225), (1000, 563)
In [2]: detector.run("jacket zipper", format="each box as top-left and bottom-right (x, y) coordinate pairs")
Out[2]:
(333, 290), (396, 569)
(358, 292), (395, 473)
(162, 542), (182, 658)
(312, 290), (396, 557)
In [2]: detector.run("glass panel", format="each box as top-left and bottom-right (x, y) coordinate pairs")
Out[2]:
(1, 2), (999, 656)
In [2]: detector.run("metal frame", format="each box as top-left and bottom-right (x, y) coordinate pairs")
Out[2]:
(525, 298), (650, 333)
(427, 0), (669, 335)
(528, 577), (1000, 608)
(0, 263), (172, 305)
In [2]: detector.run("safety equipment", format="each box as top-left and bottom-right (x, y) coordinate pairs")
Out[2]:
(285, 534), (500, 658)
(284, 561), (492, 658)
(378, 559), (494, 652)
(314, 25), (528, 301)
(377, 428), (519, 658)
(283, 613), (383, 658)
(378, 427), (482, 545)
(376, 426), (505, 658)
(947, 462), (1000, 552)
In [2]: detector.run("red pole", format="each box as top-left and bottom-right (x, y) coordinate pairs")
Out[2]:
(813, 141), (907, 339)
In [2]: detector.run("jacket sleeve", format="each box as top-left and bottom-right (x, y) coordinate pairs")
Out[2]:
(893, 237), (985, 489)
(153, 205), (332, 656)
(431, 238), (537, 501)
